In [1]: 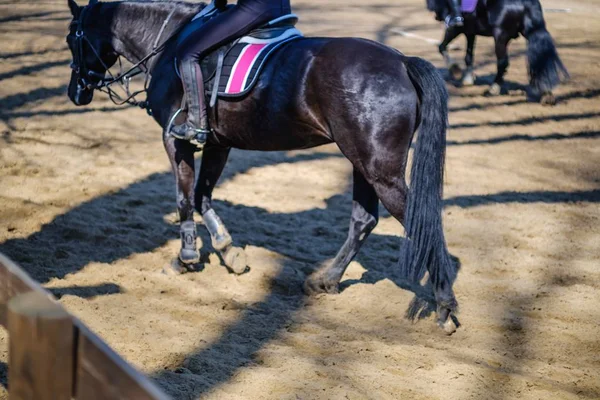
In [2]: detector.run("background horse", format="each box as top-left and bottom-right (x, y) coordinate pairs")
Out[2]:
(427, 0), (569, 105)
(65, 0), (459, 332)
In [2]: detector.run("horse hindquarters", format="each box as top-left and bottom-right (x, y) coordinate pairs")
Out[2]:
(522, 0), (569, 102)
(323, 43), (458, 331)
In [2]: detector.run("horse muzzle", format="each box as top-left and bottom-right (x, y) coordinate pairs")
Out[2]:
(70, 82), (94, 106)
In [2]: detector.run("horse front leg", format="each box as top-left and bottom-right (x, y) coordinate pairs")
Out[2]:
(462, 34), (477, 86)
(164, 132), (201, 270)
(439, 26), (463, 81)
(486, 30), (510, 96)
(195, 145), (248, 274)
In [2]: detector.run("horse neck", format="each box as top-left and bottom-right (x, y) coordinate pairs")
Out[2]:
(94, 1), (201, 64)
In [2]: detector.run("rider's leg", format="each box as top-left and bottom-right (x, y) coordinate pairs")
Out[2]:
(171, 2), (289, 142)
(170, 56), (210, 144)
(446, 0), (464, 27)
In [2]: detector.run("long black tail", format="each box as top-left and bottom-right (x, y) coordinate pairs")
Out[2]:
(400, 57), (457, 310)
(523, 0), (569, 93)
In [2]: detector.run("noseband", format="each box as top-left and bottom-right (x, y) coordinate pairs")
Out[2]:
(70, 4), (177, 109)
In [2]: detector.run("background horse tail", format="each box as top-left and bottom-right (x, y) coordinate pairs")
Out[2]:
(399, 56), (457, 311)
(522, 0), (569, 93)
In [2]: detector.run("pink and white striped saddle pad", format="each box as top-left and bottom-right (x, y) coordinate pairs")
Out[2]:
(205, 22), (303, 98)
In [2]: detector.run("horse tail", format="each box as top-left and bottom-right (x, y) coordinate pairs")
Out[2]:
(522, 0), (569, 93)
(400, 56), (457, 312)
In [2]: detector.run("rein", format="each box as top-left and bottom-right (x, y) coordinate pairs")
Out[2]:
(70, 4), (178, 110)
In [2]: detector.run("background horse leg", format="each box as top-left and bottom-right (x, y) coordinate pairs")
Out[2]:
(304, 169), (379, 294)
(462, 34), (476, 85)
(486, 30), (510, 96)
(164, 132), (201, 270)
(195, 145), (248, 274)
(439, 26), (463, 81)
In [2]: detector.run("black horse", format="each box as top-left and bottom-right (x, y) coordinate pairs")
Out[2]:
(427, 0), (569, 104)
(66, 0), (459, 332)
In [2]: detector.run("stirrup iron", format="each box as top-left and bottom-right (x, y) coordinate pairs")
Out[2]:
(167, 108), (210, 148)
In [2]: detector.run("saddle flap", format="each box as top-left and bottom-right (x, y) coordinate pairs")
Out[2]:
(201, 25), (302, 98)
(461, 0), (478, 13)
(186, 10), (303, 99)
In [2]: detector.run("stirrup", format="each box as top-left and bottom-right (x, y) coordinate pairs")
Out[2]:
(189, 128), (209, 148)
(169, 122), (210, 148)
(445, 15), (464, 27)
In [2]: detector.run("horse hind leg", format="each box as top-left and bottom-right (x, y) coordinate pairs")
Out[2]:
(462, 34), (477, 86)
(373, 168), (459, 334)
(304, 168), (379, 295)
(439, 26), (463, 82)
(485, 30), (510, 96)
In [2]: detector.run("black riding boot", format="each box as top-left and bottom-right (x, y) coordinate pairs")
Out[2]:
(446, 0), (464, 27)
(170, 59), (210, 146)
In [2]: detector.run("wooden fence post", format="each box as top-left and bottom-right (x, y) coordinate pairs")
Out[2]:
(7, 291), (75, 400)
(74, 321), (169, 400)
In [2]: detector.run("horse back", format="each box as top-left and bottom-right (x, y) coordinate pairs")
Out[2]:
(474, 0), (530, 38)
(211, 37), (418, 153)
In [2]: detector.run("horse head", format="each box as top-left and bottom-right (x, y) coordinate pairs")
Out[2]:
(66, 0), (118, 105)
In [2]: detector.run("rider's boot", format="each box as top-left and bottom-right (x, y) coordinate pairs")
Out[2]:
(170, 58), (210, 147)
(446, 0), (464, 27)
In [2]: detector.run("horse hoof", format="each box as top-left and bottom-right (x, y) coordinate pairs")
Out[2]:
(439, 317), (458, 335)
(462, 72), (476, 86)
(437, 309), (460, 335)
(449, 63), (463, 81)
(541, 92), (556, 106)
(303, 274), (340, 296)
(179, 248), (200, 265)
(223, 246), (249, 275)
(163, 258), (189, 275)
(485, 83), (502, 96)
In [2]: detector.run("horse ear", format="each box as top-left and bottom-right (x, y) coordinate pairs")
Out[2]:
(68, 0), (79, 16)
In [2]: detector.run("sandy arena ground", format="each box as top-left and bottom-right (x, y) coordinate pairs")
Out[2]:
(1, 0), (599, 398)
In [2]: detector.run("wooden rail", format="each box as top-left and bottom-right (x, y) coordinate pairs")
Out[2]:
(0, 252), (170, 400)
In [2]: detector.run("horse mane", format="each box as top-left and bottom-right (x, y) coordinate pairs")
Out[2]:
(85, 0), (205, 35)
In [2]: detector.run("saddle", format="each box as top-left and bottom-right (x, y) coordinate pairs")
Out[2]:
(181, 6), (303, 106)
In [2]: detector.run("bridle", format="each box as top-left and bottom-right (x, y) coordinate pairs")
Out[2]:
(69, 1), (177, 110)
